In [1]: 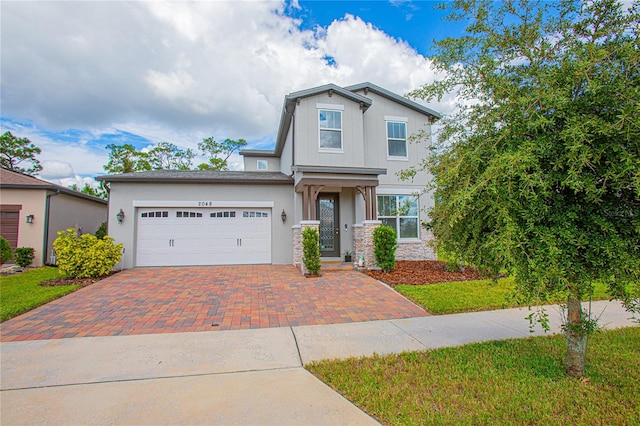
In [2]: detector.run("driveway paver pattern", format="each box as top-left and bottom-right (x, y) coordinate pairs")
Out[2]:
(1, 265), (427, 341)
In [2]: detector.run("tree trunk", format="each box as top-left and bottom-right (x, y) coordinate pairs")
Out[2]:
(565, 294), (587, 378)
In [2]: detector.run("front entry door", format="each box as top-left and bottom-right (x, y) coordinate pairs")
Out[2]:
(317, 194), (340, 257)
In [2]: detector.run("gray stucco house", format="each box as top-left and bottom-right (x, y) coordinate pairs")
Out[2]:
(98, 82), (440, 269)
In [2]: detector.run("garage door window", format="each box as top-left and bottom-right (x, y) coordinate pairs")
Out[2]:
(243, 211), (269, 218)
(176, 211), (202, 218)
(141, 211), (168, 218)
(210, 211), (236, 218)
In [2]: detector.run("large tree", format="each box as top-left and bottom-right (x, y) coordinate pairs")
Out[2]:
(148, 142), (194, 170)
(197, 137), (247, 171)
(104, 143), (151, 174)
(0, 131), (42, 176)
(411, 0), (639, 377)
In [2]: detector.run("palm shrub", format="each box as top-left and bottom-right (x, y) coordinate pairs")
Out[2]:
(53, 228), (123, 278)
(302, 226), (321, 275)
(373, 225), (397, 273)
(95, 222), (108, 240)
(0, 237), (12, 265)
(14, 247), (35, 267)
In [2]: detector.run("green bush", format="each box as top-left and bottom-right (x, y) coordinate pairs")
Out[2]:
(95, 222), (108, 240)
(373, 225), (397, 273)
(53, 228), (123, 278)
(14, 247), (35, 267)
(0, 237), (12, 265)
(302, 226), (321, 275)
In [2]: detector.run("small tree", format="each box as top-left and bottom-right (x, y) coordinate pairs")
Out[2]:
(410, 0), (640, 377)
(0, 237), (12, 265)
(0, 131), (42, 176)
(302, 226), (321, 275)
(14, 247), (35, 268)
(53, 228), (123, 278)
(372, 225), (397, 273)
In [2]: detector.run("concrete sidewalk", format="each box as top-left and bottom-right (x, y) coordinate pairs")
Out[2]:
(1, 300), (637, 425)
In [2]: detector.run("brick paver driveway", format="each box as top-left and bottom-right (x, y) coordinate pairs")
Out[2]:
(1, 265), (427, 342)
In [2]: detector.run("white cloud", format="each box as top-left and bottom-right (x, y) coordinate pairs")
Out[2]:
(1, 1), (445, 177)
(40, 161), (74, 179)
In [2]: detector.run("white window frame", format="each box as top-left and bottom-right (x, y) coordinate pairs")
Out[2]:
(385, 117), (408, 160)
(318, 107), (344, 152)
(376, 194), (420, 241)
(257, 160), (268, 170)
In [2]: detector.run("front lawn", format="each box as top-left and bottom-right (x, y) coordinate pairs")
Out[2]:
(396, 277), (610, 315)
(0, 267), (78, 322)
(307, 326), (640, 425)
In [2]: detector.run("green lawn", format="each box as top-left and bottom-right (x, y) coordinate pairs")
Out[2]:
(396, 277), (610, 315)
(307, 326), (640, 425)
(0, 267), (78, 322)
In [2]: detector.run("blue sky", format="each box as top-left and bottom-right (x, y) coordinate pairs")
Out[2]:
(1, 0), (462, 187)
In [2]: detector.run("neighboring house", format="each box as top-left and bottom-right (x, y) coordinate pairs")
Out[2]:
(0, 168), (108, 266)
(98, 82), (440, 269)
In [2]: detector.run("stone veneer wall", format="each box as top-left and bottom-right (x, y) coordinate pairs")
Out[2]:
(352, 220), (382, 269)
(395, 228), (437, 261)
(292, 221), (320, 274)
(353, 222), (436, 269)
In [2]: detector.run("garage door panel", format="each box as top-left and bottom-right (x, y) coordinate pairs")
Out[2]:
(136, 207), (271, 267)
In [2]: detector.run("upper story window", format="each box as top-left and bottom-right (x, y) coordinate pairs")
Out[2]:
(386, 120), (408, 159)
(377, 195), (419, 239)
(257, 160), (268, 170)
(319, 109), (343, 151)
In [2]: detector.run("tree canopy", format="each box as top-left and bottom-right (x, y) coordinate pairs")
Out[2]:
(0, 131), (42, 176)
(410, 0), (639, 377)
(197, 137), (247, 171)
(104, 137), (245, 173)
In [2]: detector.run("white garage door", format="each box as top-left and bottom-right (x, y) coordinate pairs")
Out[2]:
(136, 207), (271, 267)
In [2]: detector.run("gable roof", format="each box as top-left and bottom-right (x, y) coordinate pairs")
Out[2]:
(0, 167), (107, 204)
(240, 82), (441, 158)
(96, 169), (293, 184)
(345, 82), (442, 120)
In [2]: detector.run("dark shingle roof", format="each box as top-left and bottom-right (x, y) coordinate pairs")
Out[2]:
(96, 170), (293, 184)
(0, 167), (108, 204)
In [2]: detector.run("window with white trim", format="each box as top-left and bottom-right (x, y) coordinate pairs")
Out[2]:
(257, 160), (268, 170)
(377, 195), (419, 239)
(387, 121), (407, 158)
(319, 109), (342, 150)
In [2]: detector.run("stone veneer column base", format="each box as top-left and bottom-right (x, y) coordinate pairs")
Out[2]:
(352, 220), (382, 270)
(292, 221), (320, 275)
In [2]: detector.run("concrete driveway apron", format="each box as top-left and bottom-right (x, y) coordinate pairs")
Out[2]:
(1, 265), (427, 342)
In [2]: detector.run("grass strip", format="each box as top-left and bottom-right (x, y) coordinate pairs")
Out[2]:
(396, 277), (610, 315)
(0, 267), (78, 322)
(307, 327), (640, 425)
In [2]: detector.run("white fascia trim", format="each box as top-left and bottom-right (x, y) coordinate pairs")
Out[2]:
(317, 103), (345, 110)
(133, 200), (275, 208)
(384, 115), (408, 122)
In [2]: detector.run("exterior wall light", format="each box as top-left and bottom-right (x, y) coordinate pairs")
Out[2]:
(281, 209), (287, 223)
(116, 209), (125, 224)
(26, 214), (34, 224)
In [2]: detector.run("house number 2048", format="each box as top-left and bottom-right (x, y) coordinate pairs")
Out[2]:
(197, 201), (213, 207)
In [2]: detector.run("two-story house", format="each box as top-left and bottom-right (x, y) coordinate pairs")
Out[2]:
(98, 82), (440, 269)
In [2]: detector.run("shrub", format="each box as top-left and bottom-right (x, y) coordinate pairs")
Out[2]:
(53, 228), (123, 278)
(14, 247), (35, 267)
(373, 225), (397, 273)
(95, 222), (108, 240)
(0, 237), (12, 265)
(302, 226), (321, 275)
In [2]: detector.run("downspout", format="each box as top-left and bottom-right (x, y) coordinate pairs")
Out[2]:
(43, 189), (60, 265)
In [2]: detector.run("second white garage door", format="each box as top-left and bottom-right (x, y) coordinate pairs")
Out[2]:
(136, 207), (271, 267)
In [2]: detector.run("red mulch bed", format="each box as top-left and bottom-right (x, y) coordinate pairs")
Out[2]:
(363, 260), (486, 286)
(39, 271), (118, 288)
